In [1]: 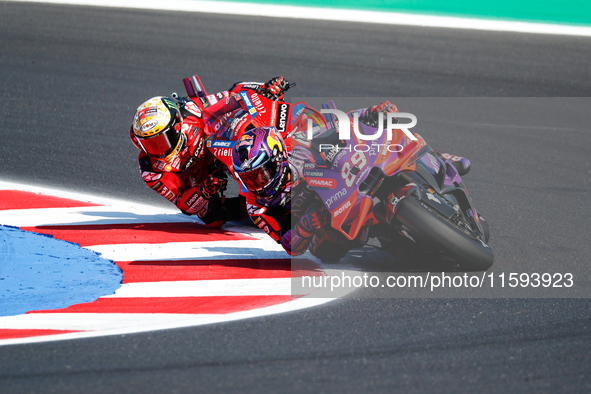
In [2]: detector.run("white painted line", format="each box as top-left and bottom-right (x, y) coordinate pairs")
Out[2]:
(88, 240), (287, 261)
(6, 0), (591, 36)
(102, 278), (292, 297)
(0, 206), (194, 227)
(0, 313), (216, 331)
(0, 180), (179, 213)
(0, 297), (338, 346)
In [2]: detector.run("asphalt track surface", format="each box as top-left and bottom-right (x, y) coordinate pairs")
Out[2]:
(1, 2), (591, 392)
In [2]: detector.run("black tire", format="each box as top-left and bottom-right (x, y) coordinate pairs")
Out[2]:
(393, 197), (494, 271)
(478, 213), (491, 243)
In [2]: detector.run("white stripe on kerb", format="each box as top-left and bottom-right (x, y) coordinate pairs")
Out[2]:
(102, 278), (292, 297)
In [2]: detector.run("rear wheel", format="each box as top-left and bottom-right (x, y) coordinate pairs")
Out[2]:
(393, 197), (494, 271)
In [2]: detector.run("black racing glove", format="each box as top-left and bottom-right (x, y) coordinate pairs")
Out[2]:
(260, 76), (290, 100)
(199, 169), (228, 199)
(359, 101), (399, 128)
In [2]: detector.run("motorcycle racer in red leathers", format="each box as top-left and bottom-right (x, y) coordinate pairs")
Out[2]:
(129, 77), (290, 228)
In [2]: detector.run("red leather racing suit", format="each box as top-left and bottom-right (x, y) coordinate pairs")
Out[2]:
(133, 83), (265, 227)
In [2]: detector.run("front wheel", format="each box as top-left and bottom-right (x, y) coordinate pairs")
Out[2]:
(393, 197), (494, 271)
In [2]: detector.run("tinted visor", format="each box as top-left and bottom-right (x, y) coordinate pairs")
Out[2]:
(237, 158), (279, 194)
(137, 122), (180, 157)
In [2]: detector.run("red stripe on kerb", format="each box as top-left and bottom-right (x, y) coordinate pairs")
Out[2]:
(20, 222), (256, 246)
(0, 190), (102, 210)
(0, 329), (84, 340)
(118, 259), (323, 283)
(28, 296), (296, 314)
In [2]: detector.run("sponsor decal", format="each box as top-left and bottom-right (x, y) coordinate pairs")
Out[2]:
(239, 91), (257, 118)
(324, 188), (347, 208)
(207, 140), (233, 148)
(140, 119), (159, 133)
(248, 205), (266, 215)
(322, 145), (349, 165)
(230, 114), (250, 138)
(303, 169), (325, 178)
(181, 156), (196, 172)
(186, 190), (201, 207)
(184, 101), (202, 118)
(440, 153), (462, 162)
(271, 101), (277, 126)
(333, 200), (352, 218)
(250, 92), (266, 114)
(279, 192), (291, 208)
(307, 178), (336, 189)
(165, 192), (177, 203)
(190, 137), (204, 160)
(333, 150), (348, 165)
(255, 218), (278, 241)
(213, 112), (232, 131)
(187, 175), (200, 188)
(171, 157), (182, 170)
(212, 147), (232, 157)
(275, 103), (289, 134)
(141, 171), (162, 182)
(161, 97), (178, 110)
(355, 166), (372, 186)
(237, 134), (254, 149)
(154, 160), (166, 171)
(290, 103), (306, 124)
(241, 83), (263, 90)
(137, 106), (157, 120)
(199, 96), (210, 108)
(206, 94), (219, 105)
(158, 184), (170, 195)
(185, 191), (208, 216)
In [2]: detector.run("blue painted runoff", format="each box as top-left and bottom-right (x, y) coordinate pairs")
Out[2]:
(0, 225), (122, 317)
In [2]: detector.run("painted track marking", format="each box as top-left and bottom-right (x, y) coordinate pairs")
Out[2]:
(0, 181), (340, 346)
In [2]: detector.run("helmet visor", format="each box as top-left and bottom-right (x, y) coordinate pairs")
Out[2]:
(236, 158), (278, 194)
(137, 123), (180, 157)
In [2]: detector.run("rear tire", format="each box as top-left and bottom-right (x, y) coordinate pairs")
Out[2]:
(393, 197), (494, 271)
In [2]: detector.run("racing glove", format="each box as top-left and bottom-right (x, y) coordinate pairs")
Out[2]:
(281, 204), (327, 256)
(260, 76), (290, 100)
(199, 169), (228, 199)
(359, 101), (399, 128)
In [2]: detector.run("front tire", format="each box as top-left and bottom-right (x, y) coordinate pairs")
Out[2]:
(393, 197), (494, 271)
